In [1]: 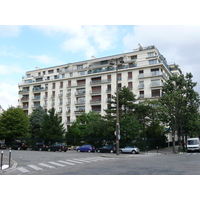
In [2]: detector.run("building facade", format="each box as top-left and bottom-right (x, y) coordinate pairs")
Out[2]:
(18, 44), (179, 131)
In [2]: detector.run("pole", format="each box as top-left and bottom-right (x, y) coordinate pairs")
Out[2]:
(116, 59), (119, 155)
(1, 151), (3, 171)
(9, 150), (11, 167)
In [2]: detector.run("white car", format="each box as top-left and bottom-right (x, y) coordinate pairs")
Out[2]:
(119, 146), (140, 154)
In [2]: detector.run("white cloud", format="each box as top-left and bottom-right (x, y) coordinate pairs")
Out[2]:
(122, 25), (200, 92)
(0, 83), (19, 110)
(31, 25), (119, 59)
(0, 25), (21, 37)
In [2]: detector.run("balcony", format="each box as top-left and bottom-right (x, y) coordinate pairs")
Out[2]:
(19, 89), (29, 94)
(138, 84), (144, 89)
(75, 91), (86, 96)
(75, 100), (85, 105)
(32, 96), (41, 101)
(90, 90), (101, 94)
(33, 87), (44, 92)
(22, 104), (29, 110)
(138, 72), (168, 80)
(21, 97), (29, 102)
(74, 110), (85, 115)
(32, 104), (40, 108)
(150, 82), (164, 88)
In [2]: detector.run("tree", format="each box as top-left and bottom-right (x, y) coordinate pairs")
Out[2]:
(104, 86), (140, 143)
(40, 107), (65, 143)
(0, 106), (30, 144)
(67, 111), (110, 144)
(29, 106), (46, 138)
(159, 73), (200, 152)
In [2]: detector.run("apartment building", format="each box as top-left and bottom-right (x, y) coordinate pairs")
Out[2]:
(18, 44), (179, 131)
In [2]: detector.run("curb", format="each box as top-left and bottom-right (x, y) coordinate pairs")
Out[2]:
(101, 154), (135, 158)
(1, 156), (18, 173)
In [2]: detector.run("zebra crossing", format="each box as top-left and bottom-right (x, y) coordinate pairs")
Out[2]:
(15, 156), (115, 174)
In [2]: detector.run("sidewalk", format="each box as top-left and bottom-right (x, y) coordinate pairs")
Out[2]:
(0, 153), (16, 173)
(101, 146), (177, 158)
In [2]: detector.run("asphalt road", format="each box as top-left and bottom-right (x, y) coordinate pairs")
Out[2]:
(2, 149), (200, 175)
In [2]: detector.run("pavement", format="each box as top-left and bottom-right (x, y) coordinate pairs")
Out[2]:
(0, 146), (178, 173)
(0, 152), (17, 173)
(101, 146), (177, 158)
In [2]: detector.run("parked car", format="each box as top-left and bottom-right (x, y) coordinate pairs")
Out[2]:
(119, 146), (140, 154)
(0, 142), (7, 149)
(96, 145), (116, 153)
(48, 143), (68, 152)
(29, 142), (49, 151)
(77, 144), (95, 152)
(11, 142), (28, 150)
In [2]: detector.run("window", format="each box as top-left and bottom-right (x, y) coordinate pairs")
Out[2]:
(48, 70), (54, 74)
(62, 74), (65, 78)
(60, 82), (63, 88)
(131, 55), (137, 60)
(151, 68), (159, 76)
(128, 72), (132, 79)
(52, 83), (55, 89)
(52, 91), (55, 97)
(151, 79), (160, 87)
(149, 59), (157, 65)
(152, 89), (160, 97)
(118, 74), (121, 81)
(139, 91), (144, 98)
(139, 81), (144, 88)
(128, 82), (133, 89)
(107, 85), (111, 92)
(79, 71), (86, 75)
(77, 88), (85, 94)
(107, 75), (111, 81)
(100, 60), (108, 65)
(59, 99), (63, 106)
(139, 70), (144, 78)
(77, 97), (85, 103)
(76, 106), (85, 111)
(70, 73), (73, 77)
(77, 79), (86, 86)
(67, 98), (71, 104)
(77, 65), (83, 70)
(148, 52), (155, 57)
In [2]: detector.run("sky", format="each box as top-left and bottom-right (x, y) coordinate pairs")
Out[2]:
(1, 25), (200, 110)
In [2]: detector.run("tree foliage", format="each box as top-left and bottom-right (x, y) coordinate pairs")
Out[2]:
(0, 106), (30, 144)
(159, 73), (200, 151)
(29, 106), (46, 138)
(40, 107), (65, 143)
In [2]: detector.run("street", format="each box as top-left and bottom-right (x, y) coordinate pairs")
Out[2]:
(2, 149), (200, 175)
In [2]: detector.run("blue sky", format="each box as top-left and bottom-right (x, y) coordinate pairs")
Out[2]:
(1, 25), (200, 110)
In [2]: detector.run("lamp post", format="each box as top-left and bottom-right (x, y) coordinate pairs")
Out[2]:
(110, 57), (124, 155)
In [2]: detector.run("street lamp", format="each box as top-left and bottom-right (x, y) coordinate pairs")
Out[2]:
(110, 57), (124, 155)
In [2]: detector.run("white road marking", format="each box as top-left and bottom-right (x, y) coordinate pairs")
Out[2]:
(38, 163), (55, 169)
(28, 165), (43, 171)
(66, 159), (83, 164)
(48, 161), (66, 167)
(17, 167), (30, 173)
(73, 158), (93, 163)
(57, 160), (75, 165)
